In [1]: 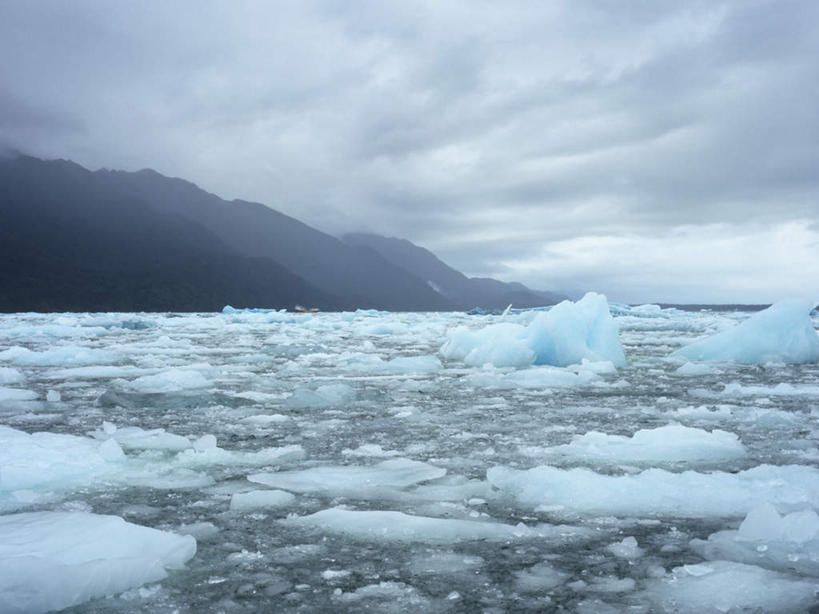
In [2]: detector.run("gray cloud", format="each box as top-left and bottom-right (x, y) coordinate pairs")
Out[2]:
(1, 0), (817, 302)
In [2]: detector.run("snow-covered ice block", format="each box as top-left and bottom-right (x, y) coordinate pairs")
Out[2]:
(0, 511), (196, 614)
(441, 292), (625, 368)
(691, 503), (819, 576)
(487, 463), (819, 518)
(230, 489), (295, 511)
(671, 298), (819, 364)
(248, 458), (445, 496)
(641, 560), (819, 613)
(283, 507), (588, 544)
(541, 424), (746, 464)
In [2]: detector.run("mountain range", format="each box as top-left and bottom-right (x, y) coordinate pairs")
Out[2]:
(0, 155), (566, 312)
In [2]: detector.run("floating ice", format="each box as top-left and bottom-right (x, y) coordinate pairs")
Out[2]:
(606, 536), (644, 559)
(465, 365), (599, 389)
(248, 458), (446, 496)
(283, 507), (588, 544)
(230, 489), (296, 511)
(487, 463), (819, 517)
(0, 345), (120, 366)
(441, 293), (625, 368)
(0, 425), (126, 495)
(285, 383), (355, 408)
(124, 368), (211, 393)
(671, 298), (819, 364)
(642, 560), (819, 613)
(0, 387), (37, 402)
(691, 503), (819, 576)
(173, 443), (305, 468)
(674, 362), (717, 376)
(0, 367), (25, 385)
(0, 511), (196, 614)
(91, 423), (192, 452)
(515, 563), (568, 592)
(342, 444), (401, 457)
(540, 425), (746, 464)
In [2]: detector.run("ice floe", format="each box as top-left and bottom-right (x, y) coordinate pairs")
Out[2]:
(283, 507), (589, 543)
(691, 503), (819, 576)
(487, 463), (819, 517)
(248, 458), (446, 496)
(537, 424), (747, 465)
(0, 511), (195, 614)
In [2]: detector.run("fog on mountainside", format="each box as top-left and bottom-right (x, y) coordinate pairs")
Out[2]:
(343, 233), (567, 310)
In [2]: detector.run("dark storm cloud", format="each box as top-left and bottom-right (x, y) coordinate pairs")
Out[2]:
(0, 0), (817, 301)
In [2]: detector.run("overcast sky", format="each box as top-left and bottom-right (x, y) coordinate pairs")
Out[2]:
(1, 1), (817, 303)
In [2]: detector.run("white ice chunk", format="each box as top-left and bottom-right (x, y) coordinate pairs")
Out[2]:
(441, 293), (625, 368)
(230, 489), (295, 511)
(124, 368), (210, 393)
(0, 511), (196, 614)
(606, 536), (644, 559)
(240, 414), (290, 425)
(248, 458), (445, 496)
(691, 503), (819, 576)
(91, 425), (193, 452)
(174, 444), (304, 468)
(0, 367), (25, 385)
(0, 426), (126, 493)
(0, 387), (37, 402)
(674, 362), (717, 376)
(285, 383), (355, 408)
(671, 298), (819, 364)
(465, 365), (598, 389)
(283, 507), (588, 544)
(541, 425), (746, 464)
(641, 560), (819, 613)
(487, 463), (819, 518)
(515, 563), (568, 592)
(0, 345), (120, 366)
(342, 444), (401, 457)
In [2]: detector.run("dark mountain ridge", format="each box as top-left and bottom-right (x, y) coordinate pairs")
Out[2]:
(1, 155), (566, 313)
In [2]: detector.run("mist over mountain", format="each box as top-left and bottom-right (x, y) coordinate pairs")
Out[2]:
(343, 233), (567, 309)
(0, 155), (566, 313)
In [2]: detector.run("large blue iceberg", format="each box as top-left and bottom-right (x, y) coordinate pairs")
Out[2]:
(441, 292), (625, 368)
(671, 298), (819, 364)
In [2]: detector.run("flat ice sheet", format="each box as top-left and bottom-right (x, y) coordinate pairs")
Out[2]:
(0, 511), (196, 614)
(283, 507), (589, 543)
(488, 463), (819, 517)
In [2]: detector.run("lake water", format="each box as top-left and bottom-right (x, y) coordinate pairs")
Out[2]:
(1, 305), (818, 612)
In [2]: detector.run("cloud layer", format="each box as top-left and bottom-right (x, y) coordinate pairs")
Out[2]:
(1, 1), (817, 302)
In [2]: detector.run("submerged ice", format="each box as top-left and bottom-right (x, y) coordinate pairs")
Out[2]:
(0, 301), (817, 612)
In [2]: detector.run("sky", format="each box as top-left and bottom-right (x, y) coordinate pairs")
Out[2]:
(1, 1), (817, 304)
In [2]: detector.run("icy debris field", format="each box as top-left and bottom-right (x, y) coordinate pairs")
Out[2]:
(1, 297), (818, 613)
